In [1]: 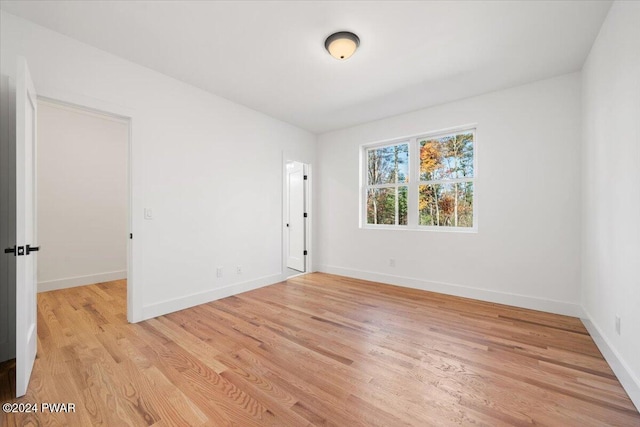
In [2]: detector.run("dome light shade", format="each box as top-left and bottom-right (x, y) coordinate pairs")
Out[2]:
(325, 31), (360, 60)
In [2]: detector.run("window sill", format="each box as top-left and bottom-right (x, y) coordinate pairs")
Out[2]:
(361, 225), (478, 233)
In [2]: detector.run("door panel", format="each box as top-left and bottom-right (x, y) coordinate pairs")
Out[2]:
(15, 57), (38, 397)
(286, 162), (305, 272)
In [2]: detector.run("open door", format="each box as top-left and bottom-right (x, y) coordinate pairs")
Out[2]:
(15, 57), (38, 397)
(286, 161), (306, 272)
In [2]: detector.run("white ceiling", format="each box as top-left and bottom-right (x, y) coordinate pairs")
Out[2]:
(0, 1), (612, 134)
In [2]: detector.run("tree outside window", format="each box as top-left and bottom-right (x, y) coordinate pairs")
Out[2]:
(419, 132), (474, 227)
(366, 143), (408, 225)
(363, 129), (475, 230)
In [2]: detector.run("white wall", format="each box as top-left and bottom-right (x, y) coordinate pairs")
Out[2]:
(37, 101), (128, 292)
(317, 73), (583, 316)
(581, 0), (640, 406)
(0, 11), (316, 320)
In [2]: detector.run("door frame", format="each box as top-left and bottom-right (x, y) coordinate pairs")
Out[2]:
(36, 88), (141, 322)
(282, 155), (312, 278)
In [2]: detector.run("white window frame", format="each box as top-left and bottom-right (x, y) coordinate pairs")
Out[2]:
(360, 126), (477, 232)
(362, 140), (410, 227)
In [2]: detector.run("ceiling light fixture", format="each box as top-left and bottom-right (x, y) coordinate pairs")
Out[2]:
(325, 31), (360, 60)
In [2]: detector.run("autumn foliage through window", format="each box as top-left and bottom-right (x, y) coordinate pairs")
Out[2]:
(363, 129), (475, 229)
(419, 132), (474, 227)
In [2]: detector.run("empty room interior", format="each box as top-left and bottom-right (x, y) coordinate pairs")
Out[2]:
(0, 1), (639, 425)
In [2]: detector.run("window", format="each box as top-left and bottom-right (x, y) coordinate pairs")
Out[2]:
(365, 142), (409, 225)
(362, 128), (476, 230)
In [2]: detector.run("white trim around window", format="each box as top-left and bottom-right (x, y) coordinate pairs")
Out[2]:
(360, 125), (478, 232)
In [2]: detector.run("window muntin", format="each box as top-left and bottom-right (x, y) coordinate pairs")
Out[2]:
(362, 128), (476, 231)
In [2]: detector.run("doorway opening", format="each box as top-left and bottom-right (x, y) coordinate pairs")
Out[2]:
(36, 98), (131, 316)
(284, 160), (311, 279)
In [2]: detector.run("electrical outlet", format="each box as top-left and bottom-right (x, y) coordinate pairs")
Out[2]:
(236, 266), (242, 275)
(389, 258), (396, 267)
(144, 208), (153, 220)
(615, 316), (621, 335)
(216, 267), (223, 278)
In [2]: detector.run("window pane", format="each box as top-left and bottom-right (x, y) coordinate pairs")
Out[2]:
(419, 182), (473, 227)
(368, 143), (409, 185)
(419, 132), (473, 181)
(399, 186), (408, 225)
(367, 188), (396, 225)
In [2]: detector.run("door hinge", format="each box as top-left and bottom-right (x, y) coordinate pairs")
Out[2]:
(303, 250), (308, 256)
(303, 175), (307, 180)
(303, 213), (307, 218)
(130, 233), (133, 239)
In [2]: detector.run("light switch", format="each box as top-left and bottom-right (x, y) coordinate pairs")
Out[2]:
(144, 208), (153, 220)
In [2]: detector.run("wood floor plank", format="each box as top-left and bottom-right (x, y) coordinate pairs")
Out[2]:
(1, 273), (639, 426)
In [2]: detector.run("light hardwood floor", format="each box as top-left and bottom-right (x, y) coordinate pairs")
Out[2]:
(1, 273), (639, 426)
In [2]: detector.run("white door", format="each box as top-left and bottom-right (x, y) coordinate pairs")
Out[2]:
(286, 162), (305, 272)
(15, 57), (38, 397)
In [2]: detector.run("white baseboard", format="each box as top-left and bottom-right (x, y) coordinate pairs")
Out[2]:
(141, 273), (283, 321)
(582, 312), (640, 411)
(38, 270), (127, 292)
(317, 265), (584, 317)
